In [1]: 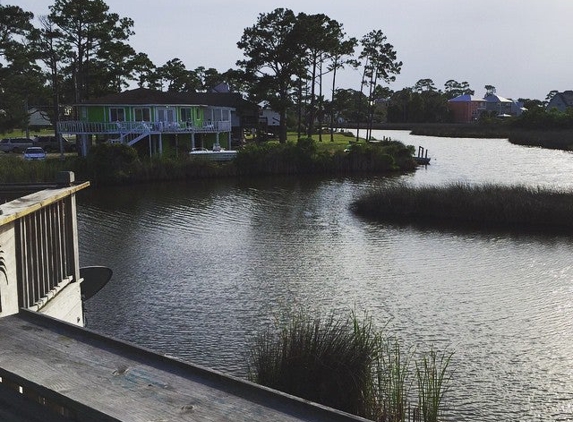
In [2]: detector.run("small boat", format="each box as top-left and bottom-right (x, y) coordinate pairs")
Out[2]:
(189, 146), (238, 161)
(414, 146), (431, 165)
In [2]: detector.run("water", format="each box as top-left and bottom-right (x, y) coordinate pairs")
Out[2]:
(78, 131), (573, 421)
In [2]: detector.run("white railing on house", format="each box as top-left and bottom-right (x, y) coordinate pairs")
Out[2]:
(58, 120), (231, 135)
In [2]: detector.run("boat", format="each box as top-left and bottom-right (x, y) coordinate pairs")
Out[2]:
(189, 146), (238, 162)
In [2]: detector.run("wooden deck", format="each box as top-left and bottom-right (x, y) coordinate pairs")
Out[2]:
(0, 310), (369, 422)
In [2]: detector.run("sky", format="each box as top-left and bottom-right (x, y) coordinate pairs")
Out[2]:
(12, 0), (573, 101)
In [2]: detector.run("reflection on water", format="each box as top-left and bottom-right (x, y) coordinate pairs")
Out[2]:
(78, 132), (573, 421)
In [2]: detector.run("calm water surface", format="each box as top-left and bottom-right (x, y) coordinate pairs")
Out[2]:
(78, 131), (573, 421)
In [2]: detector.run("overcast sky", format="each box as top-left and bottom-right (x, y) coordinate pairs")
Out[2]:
(14, 0), (573, 101)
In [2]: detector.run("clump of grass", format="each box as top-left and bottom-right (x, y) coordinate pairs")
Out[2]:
(248, 311), (377, 416)
(351, 182), (573, 231)
(248, 311), (453, 421)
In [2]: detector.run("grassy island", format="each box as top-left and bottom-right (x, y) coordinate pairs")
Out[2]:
(0, 132), (417, 186)
(351, 183), (573, 232)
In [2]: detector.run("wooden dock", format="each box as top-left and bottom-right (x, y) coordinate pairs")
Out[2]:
(0, 310), (369, 422)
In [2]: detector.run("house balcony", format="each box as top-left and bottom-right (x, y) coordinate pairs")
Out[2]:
(58, 120), (232, 137)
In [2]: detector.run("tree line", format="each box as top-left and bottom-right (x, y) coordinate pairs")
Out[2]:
(0, 1), (562, 141)
(1, 1), (404, 142)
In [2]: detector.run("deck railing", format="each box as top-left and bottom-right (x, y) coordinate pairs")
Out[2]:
(58, 120), (231, 135)
(17, 198), (76, 309)
(0, 173), (90, 314)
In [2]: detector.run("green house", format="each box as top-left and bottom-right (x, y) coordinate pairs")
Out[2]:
(59, 88), (258, 156)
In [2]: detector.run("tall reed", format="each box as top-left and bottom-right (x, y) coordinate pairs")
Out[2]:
(373, 339), (412, 421)
(415, 350), (453, 422)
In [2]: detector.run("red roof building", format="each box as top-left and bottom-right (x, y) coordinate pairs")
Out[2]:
(448, 94), (487, 123)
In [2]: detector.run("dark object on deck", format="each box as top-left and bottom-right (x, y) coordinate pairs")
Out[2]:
(79, 266), (113, 300)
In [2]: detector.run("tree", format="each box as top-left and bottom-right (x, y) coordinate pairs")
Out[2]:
(49, 0), (136, 103)
(484, 85), (496, 97)
(130, 52), (156, 89)
(295, 13), (345, 137)
(153, 58), (199, 92)
(327, 36), (357, 141)
(0, 4), (45, 133)
(357, 29), (401, 141)
(36, 14), (64, 148)
(444, 79), (474, 99)
(237, 8), (307, 143)
(413, 78), (437, 93)
(545, 90), (559, 104)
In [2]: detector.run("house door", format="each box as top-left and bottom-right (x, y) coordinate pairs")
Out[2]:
(156, 107), (176, 124)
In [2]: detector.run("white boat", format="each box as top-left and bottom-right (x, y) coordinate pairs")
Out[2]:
(189, 147), (238, 161)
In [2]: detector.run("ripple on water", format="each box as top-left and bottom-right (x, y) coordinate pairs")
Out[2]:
(80, 149), (573, 422)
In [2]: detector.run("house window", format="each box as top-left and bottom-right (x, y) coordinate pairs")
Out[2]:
(110, 107), (125, 122)
(134, 107), (151, 121)
(181, 108), (193, 122)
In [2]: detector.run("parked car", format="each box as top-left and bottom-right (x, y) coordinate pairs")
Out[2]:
(23, 146), (47, 161)
(33, 135), (77, 152)
(0, 137), (35, 153)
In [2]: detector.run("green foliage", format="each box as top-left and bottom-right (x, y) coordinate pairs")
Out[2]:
(84, 143), (139, 184)
(248, 310), (453, 421)
(295, 136), (317, 154)
(511, 107), (573, 130)
(236, 137), (415, 175)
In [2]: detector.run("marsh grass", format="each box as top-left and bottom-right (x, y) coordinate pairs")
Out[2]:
(508, 129), (573, 150)
(415, 351), (453, 422)
(374, 339), (412, 421)
(351, 182), (573, 232)
(248, 312), (377, 416)
(249, 311), (452, 421)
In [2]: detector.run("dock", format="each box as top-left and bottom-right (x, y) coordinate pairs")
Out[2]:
(0, 310), (368, 422)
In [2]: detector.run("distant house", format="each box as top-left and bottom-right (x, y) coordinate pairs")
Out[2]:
(27, 108), (51, 128)
(546, 91), (573, 112)
(58, 88), (258, 156)
(447, 94), (486, 123)
(484, 94), (525, 117)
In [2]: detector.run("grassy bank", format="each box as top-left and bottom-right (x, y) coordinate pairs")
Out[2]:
(339, 123), (513, 139)
(361, 123), (573, 152)
(351, 183), (573, 232)
(0, 135), (417, 186)
(507, 129), (573, 150)
(249, 311), (452, 421)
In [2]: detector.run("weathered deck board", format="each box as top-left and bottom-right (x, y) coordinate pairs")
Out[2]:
(0, 311), (368, 422)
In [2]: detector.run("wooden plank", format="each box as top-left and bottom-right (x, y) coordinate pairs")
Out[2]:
(0, 311), (368, 422)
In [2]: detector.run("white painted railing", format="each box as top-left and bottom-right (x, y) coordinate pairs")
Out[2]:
(58, 120), (231, 134)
